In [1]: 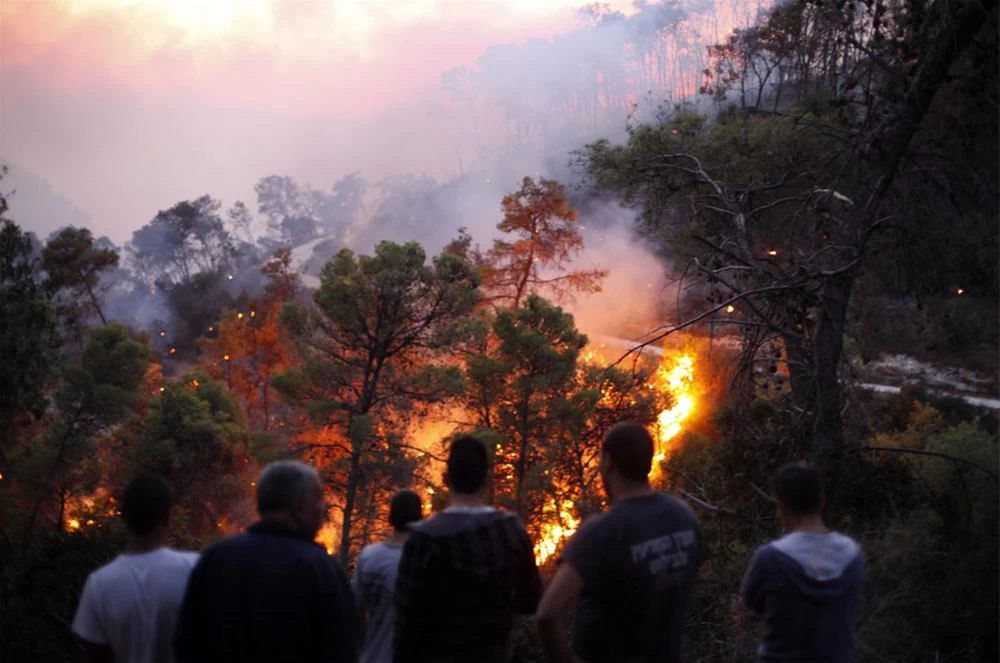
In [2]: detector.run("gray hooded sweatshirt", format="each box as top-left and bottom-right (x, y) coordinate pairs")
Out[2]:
(742, 531), (864, 663)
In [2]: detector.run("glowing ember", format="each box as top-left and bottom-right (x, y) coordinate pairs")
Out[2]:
(223, 354), (230, 361)
(956, 288), (965, 296)
(237, 312), (244, 319)
(168, 348), (177, 355)
(68, 519), (81, 530)
(725, 305), (735, 314)
(767, 249), (779, 256)
(534, 499), (581, 566)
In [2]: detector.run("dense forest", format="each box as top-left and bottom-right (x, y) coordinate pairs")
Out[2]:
(1, 0), (997, 661)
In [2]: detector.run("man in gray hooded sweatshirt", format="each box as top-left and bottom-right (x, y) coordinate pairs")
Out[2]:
(742, 463), (864, 663)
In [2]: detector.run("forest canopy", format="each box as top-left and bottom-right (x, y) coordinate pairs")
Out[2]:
(0, 0), (997, 661)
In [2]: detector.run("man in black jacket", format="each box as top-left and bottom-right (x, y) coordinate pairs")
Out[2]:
(174, 460), (360, 663)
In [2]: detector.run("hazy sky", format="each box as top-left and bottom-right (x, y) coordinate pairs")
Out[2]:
(2, 0), (638, 242)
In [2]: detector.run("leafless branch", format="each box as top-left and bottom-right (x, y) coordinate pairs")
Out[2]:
(609, 283), (809, 369)
(853, 446), (998, 481)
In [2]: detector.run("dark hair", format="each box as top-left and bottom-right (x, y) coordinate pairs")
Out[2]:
(121, 476), (175, 536)
(447, 436), (489, 494)
(602, 422), (654, 482)
(389, 490), (423, 532)
(772, 463), (824, 515)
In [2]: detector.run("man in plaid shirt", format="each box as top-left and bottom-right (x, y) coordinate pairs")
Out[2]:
(393, 435), (542, 663)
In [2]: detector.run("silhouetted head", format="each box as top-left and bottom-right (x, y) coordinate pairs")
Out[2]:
(122, 476), (175, 538)
(388, 490), (423, 533)
(772, 462), (824, 526)
(257, 460), (326, 540)
(446, 436), (489, 495)
(599, 422), (654, 499)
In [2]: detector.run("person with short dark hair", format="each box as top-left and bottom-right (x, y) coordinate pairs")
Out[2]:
(174, 460), (359, 663)
(741, 462), (864, 663)
(393, 435), (542, 663)
(72, 476), (198, 663)
(352, 490), (423, 663)
(536, 422), (703, 663)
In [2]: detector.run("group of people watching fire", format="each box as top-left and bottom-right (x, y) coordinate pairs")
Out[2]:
(72, 422), (864, 663)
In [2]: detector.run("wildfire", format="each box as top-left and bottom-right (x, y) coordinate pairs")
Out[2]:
(653, 354), (696, 469)
(63, 492), (117, 533)
(316, 522), (338, 556)
(533, 348), (699, 565)
(534, 499), (581, 566)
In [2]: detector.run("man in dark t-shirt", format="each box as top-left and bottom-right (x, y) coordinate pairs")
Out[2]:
(536, 422), (703, 663)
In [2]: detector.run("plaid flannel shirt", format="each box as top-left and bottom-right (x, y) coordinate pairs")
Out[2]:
(392, 507), (542, 663)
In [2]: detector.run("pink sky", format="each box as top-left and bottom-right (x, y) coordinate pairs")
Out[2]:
(5, 0), (737, 242)
(4, 0), (642, 240)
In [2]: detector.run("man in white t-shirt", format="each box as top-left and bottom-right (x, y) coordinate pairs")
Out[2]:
(72, 476), (198, 663)
(352, 489), (423, 663)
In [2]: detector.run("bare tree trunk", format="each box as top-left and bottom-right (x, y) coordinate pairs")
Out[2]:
(262, 380), (270, 431)
(338, 447), (362, 565)
(810, 273), (852, 473)
(82, 277), (107, 325)
(812, 0), (995, 498)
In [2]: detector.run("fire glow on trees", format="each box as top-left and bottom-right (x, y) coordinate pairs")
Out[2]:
(532, 346), (699, 566)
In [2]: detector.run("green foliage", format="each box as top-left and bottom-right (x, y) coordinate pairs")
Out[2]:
(855, 404), (998, 661)
(276, 240), (481, 561)
(161, 269), (238, 355)
(118, 372), (249, 544)
(17, 324), (149, 532)
(667, 394), (998, 662)
(1, 323), (150, 659)
(0, 220), (61, 444)
(466, 294), (660, 540)
(0, 523), (126, 661)
(41, 226), (119, 327)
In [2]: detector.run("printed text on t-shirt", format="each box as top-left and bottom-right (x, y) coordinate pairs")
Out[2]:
(630, 529), (697, 576)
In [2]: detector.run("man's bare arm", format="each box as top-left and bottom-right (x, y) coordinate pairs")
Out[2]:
(535, 562), (584, 663)
(81, 639), (113, 663)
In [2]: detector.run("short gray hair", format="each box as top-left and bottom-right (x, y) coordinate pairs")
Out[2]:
(256, 460), (321, 514)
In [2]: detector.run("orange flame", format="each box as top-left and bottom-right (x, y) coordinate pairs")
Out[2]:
(653, 353), (696, 475)
(534, 499), (581, 566)
(532, 348), (698, 565)
(316, 522), (339, 556)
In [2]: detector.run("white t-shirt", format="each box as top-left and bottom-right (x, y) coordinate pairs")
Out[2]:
(352, 541), (404, 663)
(72, 547), (199, 663)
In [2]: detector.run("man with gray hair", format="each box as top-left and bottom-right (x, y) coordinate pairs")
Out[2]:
(174, 460), (360, 662)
